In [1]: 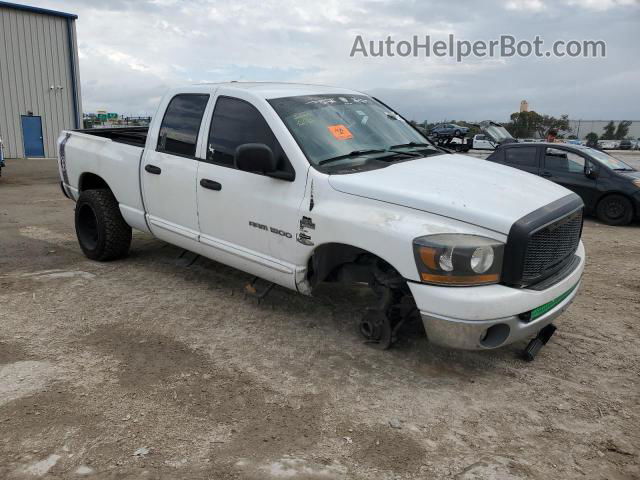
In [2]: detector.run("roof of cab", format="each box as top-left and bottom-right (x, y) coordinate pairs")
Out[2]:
(175, 82), (365, 100)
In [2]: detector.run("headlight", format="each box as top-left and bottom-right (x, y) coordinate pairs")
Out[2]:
(413, 234), (504, 286)
(632, 179), (640, 188)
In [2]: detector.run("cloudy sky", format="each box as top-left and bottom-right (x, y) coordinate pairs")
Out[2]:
(26, 0), (640, 121)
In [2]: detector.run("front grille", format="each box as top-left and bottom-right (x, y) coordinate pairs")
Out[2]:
(522, 210), (583, 283)
(501, 194), (584, 288)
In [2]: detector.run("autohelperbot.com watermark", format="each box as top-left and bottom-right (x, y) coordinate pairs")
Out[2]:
(350, 34), (606, 62)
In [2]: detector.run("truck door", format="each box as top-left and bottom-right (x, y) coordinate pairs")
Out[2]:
(195, 94), (306, 289)
(141, 93), (210, 243)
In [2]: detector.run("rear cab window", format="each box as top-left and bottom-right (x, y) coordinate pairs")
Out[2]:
(157, 94), (210, 157)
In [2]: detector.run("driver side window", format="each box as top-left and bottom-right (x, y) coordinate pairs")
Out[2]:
(207, 96), (291, 174)
(545, 148), (585, 174)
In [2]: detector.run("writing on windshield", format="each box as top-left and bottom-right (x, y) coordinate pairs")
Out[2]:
(268, 94), (437, 167)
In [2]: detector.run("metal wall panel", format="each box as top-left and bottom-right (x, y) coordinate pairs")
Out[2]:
(0, 6), (80, 158)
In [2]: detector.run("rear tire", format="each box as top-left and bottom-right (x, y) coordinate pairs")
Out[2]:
(75, 189), (132, 261)
(596, 194), (633, 226)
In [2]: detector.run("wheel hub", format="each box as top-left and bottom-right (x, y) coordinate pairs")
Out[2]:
(606, 200), (623, 218)
(359, 309), (393, 349)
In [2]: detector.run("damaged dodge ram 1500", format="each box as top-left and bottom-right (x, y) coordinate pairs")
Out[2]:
(58, 83), (585, 357)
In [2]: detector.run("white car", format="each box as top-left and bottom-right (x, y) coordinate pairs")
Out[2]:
(57, 83), (585, 356)
(472, 134), (494, 150)
(598, 140), (619, 150)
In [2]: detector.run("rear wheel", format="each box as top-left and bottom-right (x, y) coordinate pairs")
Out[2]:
(75, 189), (132, 261)
(596, 194), (633, 226)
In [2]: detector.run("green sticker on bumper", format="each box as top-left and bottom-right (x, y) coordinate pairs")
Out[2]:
(530, 284), (578, 320)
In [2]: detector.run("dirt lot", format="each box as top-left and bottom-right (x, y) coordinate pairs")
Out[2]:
(1, 156), (639, 480)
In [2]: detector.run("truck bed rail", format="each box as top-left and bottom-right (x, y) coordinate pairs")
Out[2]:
(73, 127), (149, 148)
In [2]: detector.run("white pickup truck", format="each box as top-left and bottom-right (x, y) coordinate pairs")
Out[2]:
(58, 82), (585, 356)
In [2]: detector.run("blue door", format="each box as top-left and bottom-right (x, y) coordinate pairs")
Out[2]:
(21, 116), (45, 157)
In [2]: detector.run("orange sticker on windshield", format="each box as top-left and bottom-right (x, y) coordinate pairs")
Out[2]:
(327, 124), (353, 140)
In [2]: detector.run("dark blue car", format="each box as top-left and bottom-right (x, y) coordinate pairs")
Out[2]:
(486, 142), (640, 226)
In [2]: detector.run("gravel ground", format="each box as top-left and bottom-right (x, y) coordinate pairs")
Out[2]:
(0, 155), (639, 480)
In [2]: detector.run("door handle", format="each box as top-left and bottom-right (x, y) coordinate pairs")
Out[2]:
(145, 164), (161, 175)
(200, 178), (222, 191)
(541, 171), (552, 177)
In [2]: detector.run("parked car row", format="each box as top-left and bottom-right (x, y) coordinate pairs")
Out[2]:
(472, 137), (638, 152)
(429, 122), (638, 153)
(597, 139), (640, 150)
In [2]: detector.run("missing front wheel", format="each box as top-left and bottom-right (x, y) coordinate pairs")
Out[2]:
(358, 284), (418, 350)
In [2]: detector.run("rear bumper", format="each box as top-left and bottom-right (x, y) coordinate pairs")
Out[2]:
(408, 241), (585, 350)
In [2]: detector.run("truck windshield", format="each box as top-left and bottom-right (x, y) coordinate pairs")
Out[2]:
(268, 94), (438, 168)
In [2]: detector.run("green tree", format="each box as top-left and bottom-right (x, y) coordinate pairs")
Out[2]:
(506, 111), (543, 138)
(539, 114), (571, 138)
(601, 121), (616, 140)
(505, 111), (571, 138)
(585, 132), (599, 147)
(614, 120), (632, 140)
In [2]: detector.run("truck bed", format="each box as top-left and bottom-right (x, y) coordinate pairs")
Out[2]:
(74, 127), (149, 148)
(61, 128), (149, 232)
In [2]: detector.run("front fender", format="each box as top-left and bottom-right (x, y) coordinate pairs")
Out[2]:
(297, 174), (507, 284)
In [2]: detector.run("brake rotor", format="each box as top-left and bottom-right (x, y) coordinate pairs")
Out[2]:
(359, 309), (393, 350)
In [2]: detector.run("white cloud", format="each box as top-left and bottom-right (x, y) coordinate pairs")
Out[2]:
(22, 0), (640, 120)
(565, 0), (639, 10)
(505, 0), (547, 11)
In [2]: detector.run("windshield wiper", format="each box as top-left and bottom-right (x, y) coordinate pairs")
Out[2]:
(389, 141), (450, 154)
(613, 168), (635, 171)
(318, 149), (387, 165)
(388, 142), (432, 149)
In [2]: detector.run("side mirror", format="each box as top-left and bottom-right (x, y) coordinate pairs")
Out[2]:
(235, 143), (277, 174)
(585, 165), (598, 179)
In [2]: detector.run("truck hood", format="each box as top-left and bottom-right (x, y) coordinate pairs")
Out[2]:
(328, 153), (572, 234)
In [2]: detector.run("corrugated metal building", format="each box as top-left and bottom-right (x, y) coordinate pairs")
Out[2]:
(0, 1), (81, 159)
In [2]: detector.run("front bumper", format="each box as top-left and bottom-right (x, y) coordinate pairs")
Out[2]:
(420, 283), (579, 349)
(408, 241), (585, 350)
